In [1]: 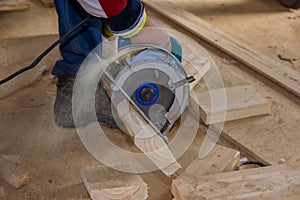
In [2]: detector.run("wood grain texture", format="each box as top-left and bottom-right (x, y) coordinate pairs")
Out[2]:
(195, 85), (270, 124)
(172, 164), (300, 200)
(172, 145), (240, 199)
(81, 165), (148, 200)
(143, 0), (300, 97)
(116, 100), (181, 176)
(0, 0), (29, 12)
(0, 156), (29, 188)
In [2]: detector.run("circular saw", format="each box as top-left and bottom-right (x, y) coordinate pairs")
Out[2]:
(102, 45), (195, 143)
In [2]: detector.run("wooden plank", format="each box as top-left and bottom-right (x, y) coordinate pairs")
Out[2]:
(0, 0), (29, 12)
(143, 0), (300, 98)
(81, 165), (148, 200)
(194, 85), (270, 124)
(179, 145), (240, 178)
(116, 99), (181, 176)
(172, 164), (300, 200)
(0, 156), (29, 188)
(38, 0), (54, 8)
(172, 145), (240, 199)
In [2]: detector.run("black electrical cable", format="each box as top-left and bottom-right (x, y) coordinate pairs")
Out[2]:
(0, 16), (92, 86)
(240, 161), (267, 167)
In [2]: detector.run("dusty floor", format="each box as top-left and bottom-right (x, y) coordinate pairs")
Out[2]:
(0, 0), (299, 199)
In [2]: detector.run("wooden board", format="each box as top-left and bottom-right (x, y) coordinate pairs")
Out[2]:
(180, 145), (240, 178)
(116, 99), (181, 176)
(172, 145), (240, 199)
(0, 0), (29, 12)
(38, 0), (54, 8)
(194, 85), (270, 124)
(81, 165), (148, 200)
(172, 164), (300, 200)
(143, 0), (300, 98)
(0, 156), (29, 188)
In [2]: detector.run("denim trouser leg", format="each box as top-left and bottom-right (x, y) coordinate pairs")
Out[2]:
(52, 0), (102, 77)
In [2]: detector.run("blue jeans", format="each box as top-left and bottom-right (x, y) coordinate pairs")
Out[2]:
(52, 0), (103, 76)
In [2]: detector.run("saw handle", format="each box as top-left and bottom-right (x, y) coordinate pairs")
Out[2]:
(118, 36), (182, 62)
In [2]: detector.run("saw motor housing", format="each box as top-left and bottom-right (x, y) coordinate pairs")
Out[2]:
(103, 45), (193, 141)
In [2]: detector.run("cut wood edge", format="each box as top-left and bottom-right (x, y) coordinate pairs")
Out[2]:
(143, 0), (300, 97)
(0, 156), (29, 188)
(91, 184), (148, 200)
(117, 99), (181, 176)
(191, 85), (271, 125)
(81, 165), (148, 200)
(203, 101), (270, 125)
(172, 145), (240, 199)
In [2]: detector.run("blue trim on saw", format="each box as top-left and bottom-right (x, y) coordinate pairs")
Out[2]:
(135, 82), (159, 106)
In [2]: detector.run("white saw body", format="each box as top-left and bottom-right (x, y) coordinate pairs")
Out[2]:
(102, 45), (194, 142)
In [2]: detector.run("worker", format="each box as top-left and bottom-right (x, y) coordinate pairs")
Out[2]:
(53, 0), (178, 129)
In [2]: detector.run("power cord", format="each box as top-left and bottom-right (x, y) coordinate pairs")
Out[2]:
(0, 16), (92, 86)
(240, 161), (267, 167)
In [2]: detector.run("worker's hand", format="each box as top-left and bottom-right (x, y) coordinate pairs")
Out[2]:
(130, 17), (172, 52)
